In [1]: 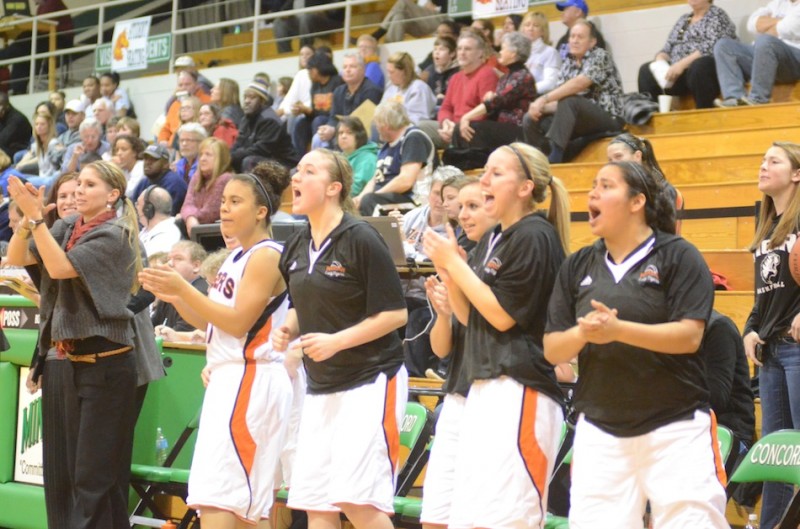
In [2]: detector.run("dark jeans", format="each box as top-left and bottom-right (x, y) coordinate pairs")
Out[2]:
(403, 297), (436, 377)
(451, 120), (523, 152)
(291, 114), (328, 157)
(273, 13), (341, 53)
(638, 55), (720, 109)
(67, 352), (137, 529)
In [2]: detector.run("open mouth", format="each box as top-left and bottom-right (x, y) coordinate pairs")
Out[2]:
(588, 204), (601, 226)
(482, 192), (495, 208)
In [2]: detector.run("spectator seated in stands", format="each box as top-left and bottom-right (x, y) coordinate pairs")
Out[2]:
(419, 19), (460, 74)
(336, 116), (378, 197)
(132, 144), (187, 214)
(382, 51), (437, 126)
(117, 116), (140, 139)
(273, 0), (344, 53)
(137, 186), (183, 258)
(355, 101), (435, 216)
(9, 113), (60, 188)
(101, 117), (120, 160)
(523, 19), (624, 163)
(356, 35), (385, 88)
(151, 241), (209, 332)
(423, 36), (459, 111)
(494, 14), (522, 47)
(554, 0), (606, 60)
(521, 12), (561, 94)
(211, 77), (244, 126)
(198, 103), (238, 149)
(714, 0), (800, 107)
(418, 29), (499, 149)
(49, 90), (68, 133)
(398, 171), (447, 377)
(313, 53), (383, 150)
(159, 70), (212, 147)
(60, 118), (109, 175)
(230, 82), (298, 172)
(91, 98), (114, 140)
(371, 0), (448, 43)
(290, 51), (342, 156)
(452, 32), (536, 166)
(80, 76), (102, 119)
(698, 310), (756, 478)
(100, 71), (135, 118)
(181, 137), (233, 235)
(638, 0), (736, 109)
(0, 93), (32, 161)
(277, 45), (315, 139)
(46, 99), (83, 171)
(174, 122), (208, 185)
(110, 134), (146, 197)
(171, 96), (202, 150)
(273, 76), (293, 113)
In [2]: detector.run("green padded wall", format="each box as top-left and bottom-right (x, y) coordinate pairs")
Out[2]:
(0, 482), (46, 529)
(0, 362), (18, 484)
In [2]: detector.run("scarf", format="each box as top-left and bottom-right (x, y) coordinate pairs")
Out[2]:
(65, 209), (115, 251)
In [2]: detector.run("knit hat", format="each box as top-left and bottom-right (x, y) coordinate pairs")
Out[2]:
(246, 81), (272, 104)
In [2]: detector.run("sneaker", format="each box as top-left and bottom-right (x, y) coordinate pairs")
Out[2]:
(713, 97), (740, 108)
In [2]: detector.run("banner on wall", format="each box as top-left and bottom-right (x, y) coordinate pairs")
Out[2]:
(14, 367), (43, 486)
(110, 16), (153, 72)
(472, 0), (530, 18)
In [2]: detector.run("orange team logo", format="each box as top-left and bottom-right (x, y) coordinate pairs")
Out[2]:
(113, 30), (129, 61)
(476, 0), (492, 3)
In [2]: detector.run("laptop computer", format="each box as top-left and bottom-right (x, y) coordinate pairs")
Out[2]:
(364, 216), (408, 267)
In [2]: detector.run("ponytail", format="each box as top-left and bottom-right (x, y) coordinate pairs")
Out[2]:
(119, 197), (143, 294)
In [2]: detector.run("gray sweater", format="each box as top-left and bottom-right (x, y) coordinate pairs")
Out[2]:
(32, 215), (136, 352)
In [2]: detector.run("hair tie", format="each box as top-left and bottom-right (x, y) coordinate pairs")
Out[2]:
(244, 173), (273, 213)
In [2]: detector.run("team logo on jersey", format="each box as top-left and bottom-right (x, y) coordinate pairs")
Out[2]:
(484, 256), (502, 276)
(638, 264), (660, 286)
(324, 260), (347, 278)
(761, 253), (781, 285)
(579, 275), (592, 287)
(212, 271), (235, 299)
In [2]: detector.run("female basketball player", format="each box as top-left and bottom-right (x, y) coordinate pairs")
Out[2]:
(544, 161), (727, 529)
(140, 168), (292, 529)
(743, 142), (800, 529)
(7, 162), (142, 529)
(272, 148), (408, 529)
(422, 143), (570, 529)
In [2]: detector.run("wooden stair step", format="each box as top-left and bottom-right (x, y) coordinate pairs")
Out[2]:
(714, 290), (754, 332)
(553, 154), (762, 187)
(702, 249), (753, 291)
(631, 102), (800, 136)
(569, 125), (800, 164)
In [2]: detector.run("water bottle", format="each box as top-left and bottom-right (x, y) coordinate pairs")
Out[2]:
(155, 427), (169, 466)
(745, 513), (759, 529)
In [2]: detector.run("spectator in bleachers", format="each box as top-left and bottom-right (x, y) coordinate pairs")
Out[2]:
(638, 0), (735, 109)
(523, 19), (624, 163)
(356, 34), (385, 88)
(313, 53), (383, 150)
(337, 116), (378, 197)
(174, 123), (207, 185)
(423, 36), (459, 110)
(137, 186), (183, 257)
(355, 101), (435, 215)
(46, 99), (83, 171)
(158, 70), (212, 147)
(418, 29), (499, 149)
(276, 45), (314, 145)
(521, 12), (561, 94)
(49, 90), (66, 130)
(100, 71), (134, 118)
(111, 134), (146, 197)
(554, 0), (607, 60)
(117, 116), (141, 139)
(105, 116), (121, 152)
(171, 96), (202, 150)
(173, 55), (213, 96)
(273, 0), (344, 53)
(0, 93), (32, 160)
(181, 137), (233, 235)
(231, 82), (298, 172)
(453, 32), (535, 164)
(13, 113), (59, 186)
(382, 52), (437, 125)
(273, 76), (293, 112)
(471, 18), (497, 51)
(132, 145), (187, 214)
(419, 19), (460, 74)
(714, 0), (800, 107)
(210, 77), (244, 126)
(494, 14), (522, 48)
(60, 118), (109, 176)
(91, 98), (114, 138)
(0, 0), (72, 94)
(150, 241), (208, 332)
(80, 76), (101, 119)
(371, 0), (448, 43)
(199, 103), (239, 149)
(291, 51), (342, 156)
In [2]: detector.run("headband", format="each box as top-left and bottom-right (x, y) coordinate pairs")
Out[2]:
(611, 135), (643, 154)
(507, 145), (553, 186)
(244, 173), (273, 213)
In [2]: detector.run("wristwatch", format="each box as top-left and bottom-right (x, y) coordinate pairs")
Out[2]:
(27, 218), (45, 231)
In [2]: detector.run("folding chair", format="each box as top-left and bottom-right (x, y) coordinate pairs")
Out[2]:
(129, 407), (201, 529)
(730, 429), (800, 529)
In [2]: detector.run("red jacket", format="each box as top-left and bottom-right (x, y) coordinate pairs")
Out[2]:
(212, 118), (238, 149)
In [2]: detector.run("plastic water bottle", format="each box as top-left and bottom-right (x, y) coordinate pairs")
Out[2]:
(155, 427), (169, 466)
(745, 513), (759, 529)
